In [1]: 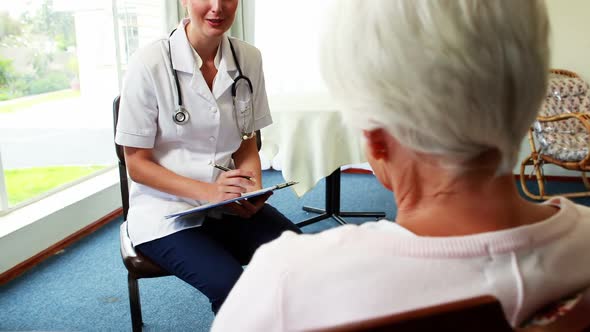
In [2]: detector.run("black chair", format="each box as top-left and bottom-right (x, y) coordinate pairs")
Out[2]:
(113, 96), (172, 332)
(113, 96), (262, 331)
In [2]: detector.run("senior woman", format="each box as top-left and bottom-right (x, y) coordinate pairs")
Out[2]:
(211, 0), (590, 331)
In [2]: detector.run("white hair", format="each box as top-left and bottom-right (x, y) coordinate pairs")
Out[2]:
(320, 0), (550, 174)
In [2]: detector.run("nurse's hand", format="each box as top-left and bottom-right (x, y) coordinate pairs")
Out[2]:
(226, 192), (273, 219)
(207, 169), (258, 202)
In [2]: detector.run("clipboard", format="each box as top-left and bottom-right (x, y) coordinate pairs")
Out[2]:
(164, 181), (298, 219)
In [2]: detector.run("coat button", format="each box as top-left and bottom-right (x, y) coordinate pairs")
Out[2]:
(209, 136), (216, 142)
(210, 107), (218, 113)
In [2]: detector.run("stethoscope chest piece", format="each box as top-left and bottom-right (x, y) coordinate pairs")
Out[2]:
(173, 107), (190, 125)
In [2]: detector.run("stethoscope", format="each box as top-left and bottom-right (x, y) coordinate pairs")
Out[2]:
(168, 29), (255, 140)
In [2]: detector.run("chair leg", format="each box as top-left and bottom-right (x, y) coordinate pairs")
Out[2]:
(533, 162), (546, 198)
(128, 273), (143, 332)
(582, 172), (590, 189)
(520, 157), (543, 200)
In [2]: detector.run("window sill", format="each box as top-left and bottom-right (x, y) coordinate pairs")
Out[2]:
(0, 168), (121, 275)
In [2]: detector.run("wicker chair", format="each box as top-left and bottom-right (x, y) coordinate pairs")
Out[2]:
(520, 69), (590, 200)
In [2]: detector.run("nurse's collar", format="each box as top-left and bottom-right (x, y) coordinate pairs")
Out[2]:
(190, 42), (222, 70)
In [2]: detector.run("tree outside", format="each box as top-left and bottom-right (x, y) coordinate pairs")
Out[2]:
(0, 0), (78, 101)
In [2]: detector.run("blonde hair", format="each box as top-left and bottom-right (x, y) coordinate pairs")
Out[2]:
(320, 0), (550, 174)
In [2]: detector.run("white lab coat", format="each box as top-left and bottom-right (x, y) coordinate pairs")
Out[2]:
(115, 19), (272, 245)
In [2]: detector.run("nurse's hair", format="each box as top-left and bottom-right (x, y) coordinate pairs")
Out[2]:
(320, 0), (550, 174)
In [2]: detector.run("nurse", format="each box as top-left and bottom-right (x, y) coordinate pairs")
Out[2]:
(115, 0), (301, 314)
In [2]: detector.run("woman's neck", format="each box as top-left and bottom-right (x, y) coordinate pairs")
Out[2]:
(392, 164), (558, 237)
(185, 22), (222, 63)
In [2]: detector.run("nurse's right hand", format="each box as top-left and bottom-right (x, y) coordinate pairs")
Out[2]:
(207, 169), (257, 203)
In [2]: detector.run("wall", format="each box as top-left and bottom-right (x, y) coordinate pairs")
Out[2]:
(546, 0), (590, 81)
(515, 0), (590, 176)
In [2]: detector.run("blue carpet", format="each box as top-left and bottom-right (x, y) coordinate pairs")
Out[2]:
(0, 170), (588, 331)
(518, 178), (590, 205)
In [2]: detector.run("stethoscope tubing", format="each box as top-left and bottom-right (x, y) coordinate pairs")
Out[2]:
(168, 29), (254, 130)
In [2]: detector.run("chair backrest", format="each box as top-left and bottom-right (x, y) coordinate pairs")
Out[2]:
(535, 69), (590, 136)
(540, 69), (590, 117)
(313, 289), (590, 332)
(517, 288), (590, 332)
(112, 96), (130, 220)
(312, 295), (512, 332)
(112, 96), (263, 221)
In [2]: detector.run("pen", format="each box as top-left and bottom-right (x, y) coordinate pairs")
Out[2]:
(211, 163), (255, 181)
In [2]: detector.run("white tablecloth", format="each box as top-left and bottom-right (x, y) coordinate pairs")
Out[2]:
(261, 108), (367, 197)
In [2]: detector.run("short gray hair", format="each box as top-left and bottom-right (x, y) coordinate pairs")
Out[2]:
(320, 0), (550, 174)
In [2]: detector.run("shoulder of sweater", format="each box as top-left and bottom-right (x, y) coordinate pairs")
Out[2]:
(254, 221), (402, 265)
(572, 201), (590, 217)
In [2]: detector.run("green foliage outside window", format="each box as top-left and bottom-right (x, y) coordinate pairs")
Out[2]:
(4, 166), (108, 206)
(0, 0), (77, 101)
(0, 57), (13, 86)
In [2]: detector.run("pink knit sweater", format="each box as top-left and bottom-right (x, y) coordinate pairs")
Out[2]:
(212, 197), (590, 332)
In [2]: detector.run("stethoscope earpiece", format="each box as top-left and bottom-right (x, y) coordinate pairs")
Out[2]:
(173, 107), (190, 125)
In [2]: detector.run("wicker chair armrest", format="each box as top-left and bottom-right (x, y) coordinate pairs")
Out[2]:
(549, 69), (580, 78)
(536, 113), (590, 132)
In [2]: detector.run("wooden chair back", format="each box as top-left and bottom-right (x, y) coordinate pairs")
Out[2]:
(312, 295), (512, 332)
(312, 289), (590, 332)
(518, 288), (590, 332)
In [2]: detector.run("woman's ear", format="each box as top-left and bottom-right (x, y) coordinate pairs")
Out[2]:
(363, 129), (389, 160)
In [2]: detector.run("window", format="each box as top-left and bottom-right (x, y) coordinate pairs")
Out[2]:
(0, 0), (172, 215)
(122, 15), (139, 60)
(115, 0), (169, 71)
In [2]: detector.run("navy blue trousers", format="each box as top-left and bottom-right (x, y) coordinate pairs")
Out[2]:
(136, 204), (300, 314)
